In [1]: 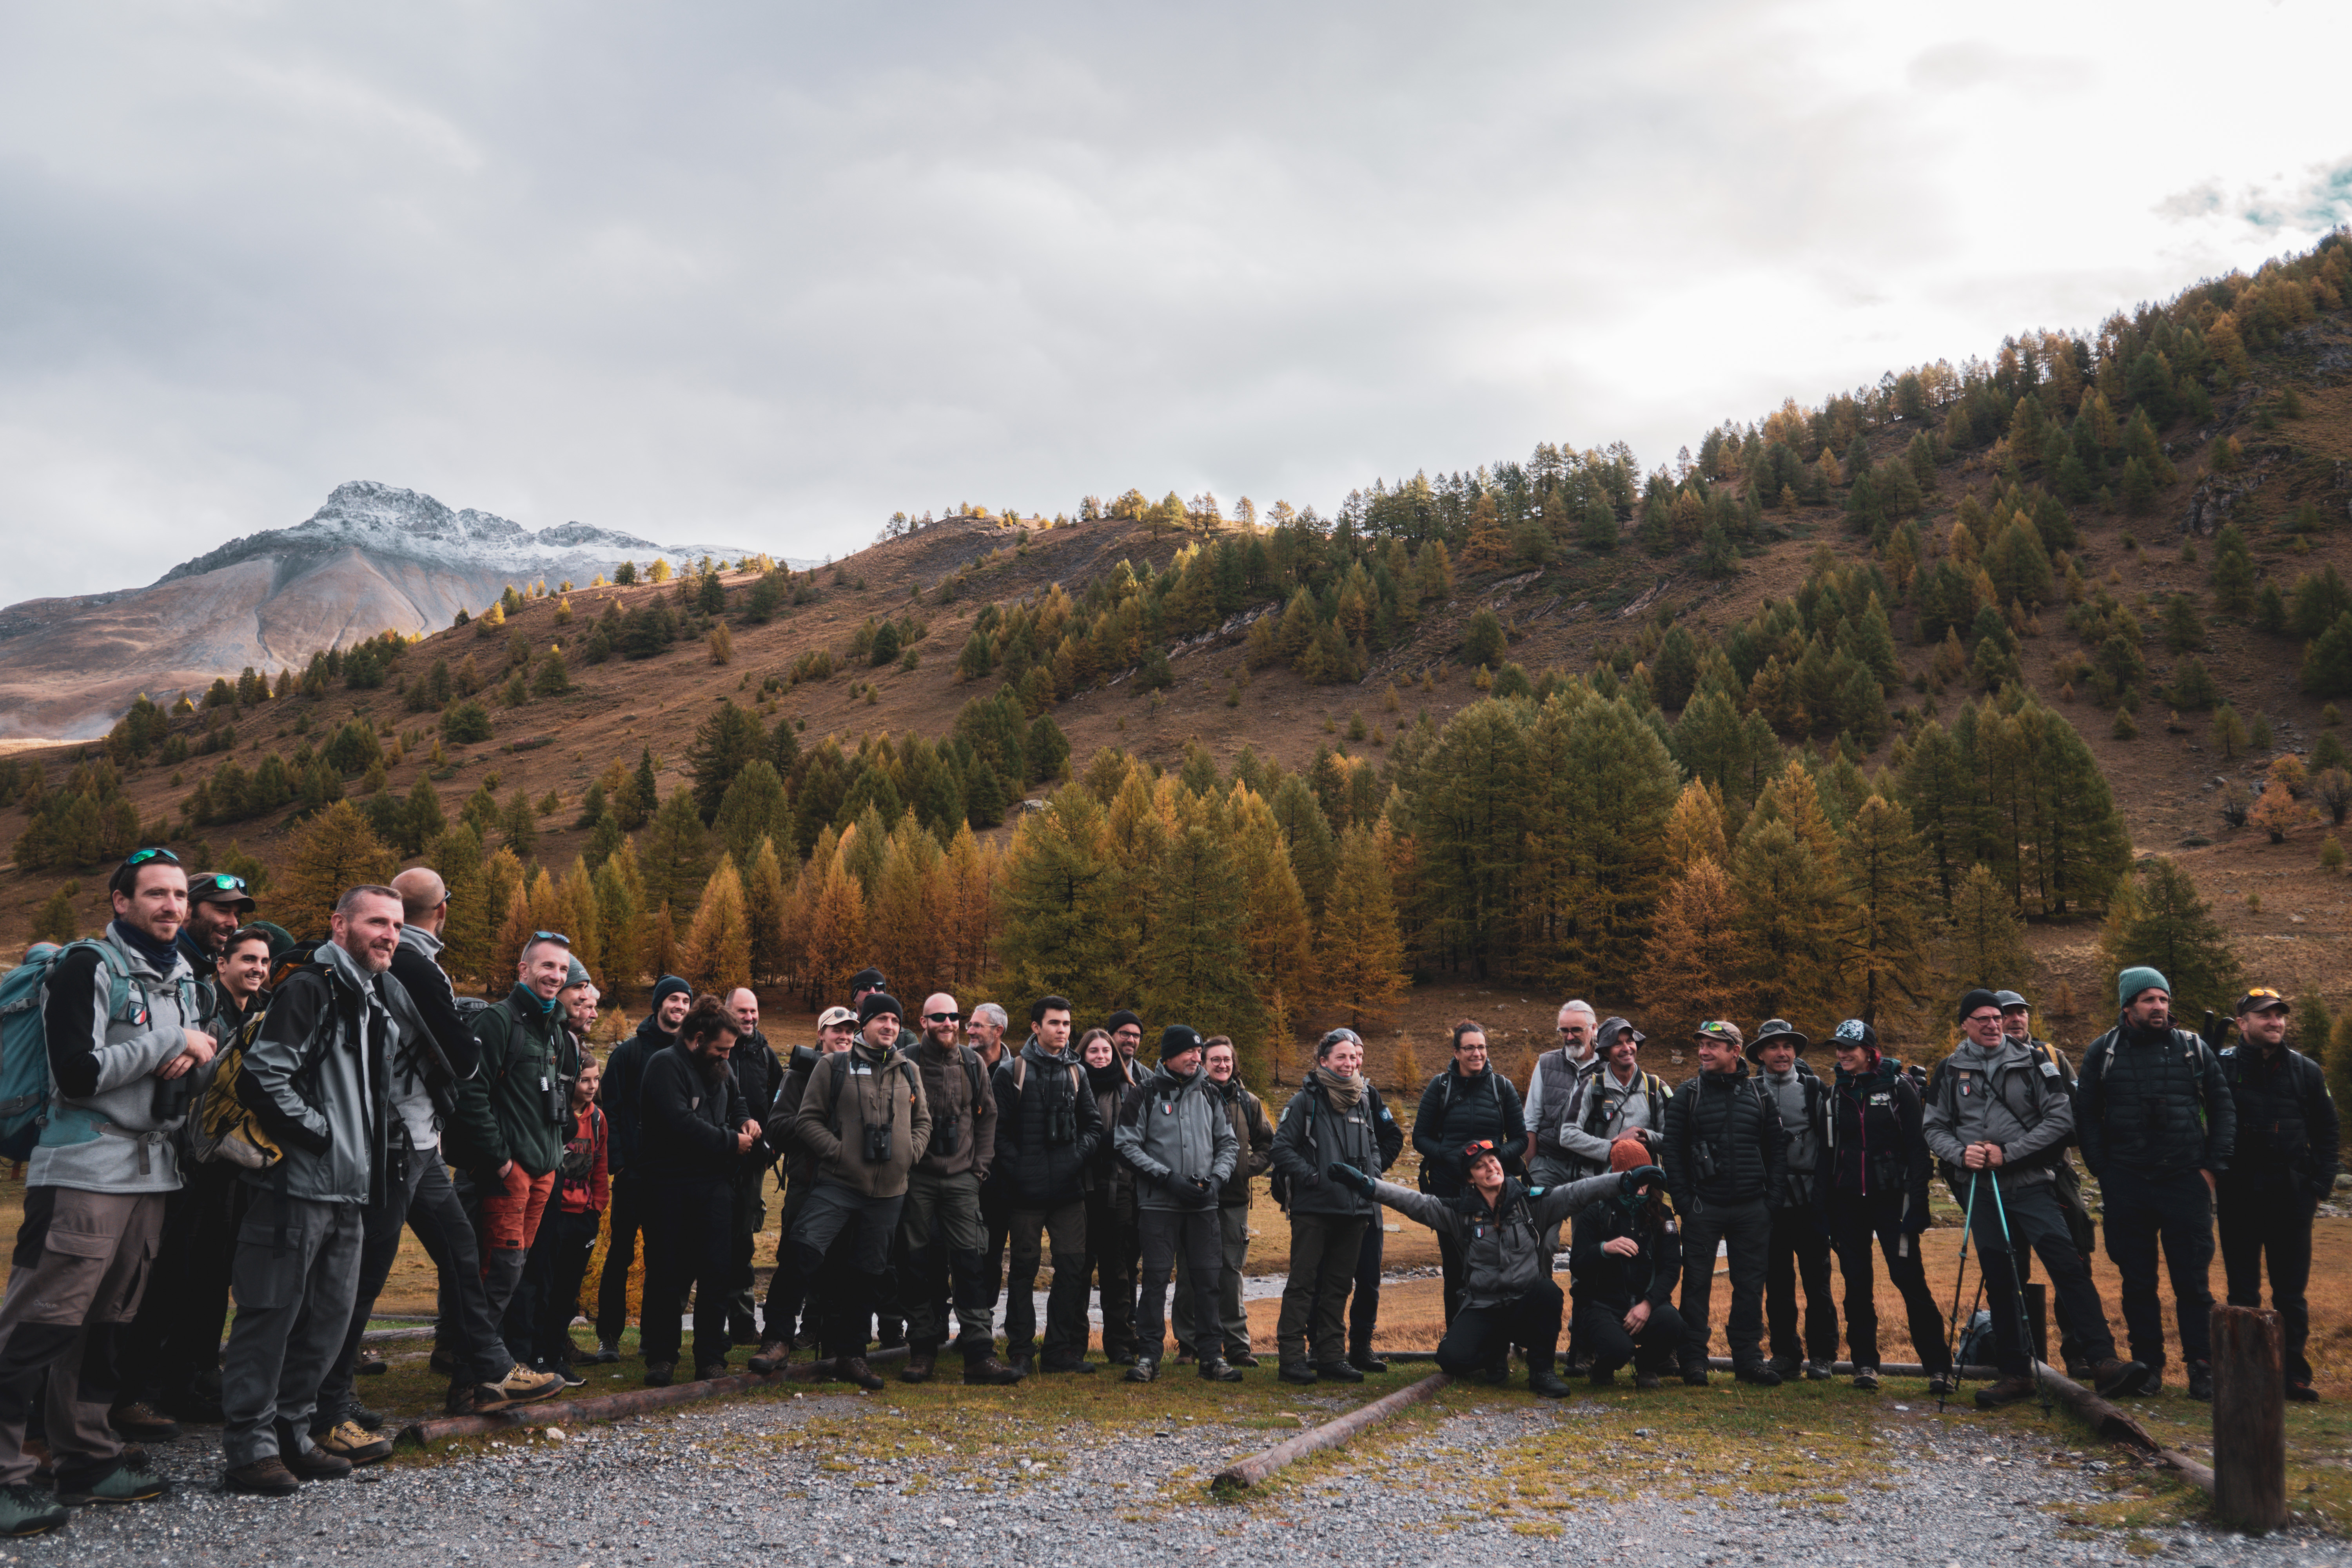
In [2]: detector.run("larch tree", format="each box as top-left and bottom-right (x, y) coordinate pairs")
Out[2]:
(1313, 822), (1409, 1036)
(744, 836), (791, 987)
(428, 825), (492, 984)
(1140, 812), (1261, 1070)
(1837, 793), (1933, 1029)
(1637, 858), (1749, 1041)
(640, 787), (715, 914)
(1941, 862), (2031, 1002)
(802, 847), (869, 1008)
(2097, 857), (2243, 1019)
(1229, 785), (1316, 1060)
(682, 855), (753, 995)
(591, 850), (644, 996)
(554, 856), (603, 985)
(868, 816), (947, 998)
(276, 801), (397, 933)
(1663, 778), (1730, 871)
(1727, 816), (1844, 1026)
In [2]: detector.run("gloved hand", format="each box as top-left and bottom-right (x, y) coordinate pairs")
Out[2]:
(1183, 1175), (1217, 1209)
(1619, 1165), (1666, 1201)
(1326, 1162), (1376, 1198)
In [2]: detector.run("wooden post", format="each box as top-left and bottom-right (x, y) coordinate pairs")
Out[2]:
(2209, 1303), (2287, 1534)
(2021, 1282), (2048, 1367)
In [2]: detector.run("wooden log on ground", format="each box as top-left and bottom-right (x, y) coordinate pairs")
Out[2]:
(1210, 1372), (1451, 1493)
(2028, 1362), (2216, 1494)
(398, 1346), (911, 1445)
(2210, 1303), (2287, 1532)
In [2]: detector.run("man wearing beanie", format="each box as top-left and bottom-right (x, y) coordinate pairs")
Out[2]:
(595, 974), (693, 1360)
(786, 992), (932, 1390)
(1820, 1019), (1947, 1391)
(1114, 1025), (1240, 1382)
(1927, 988), (2143, 1405)
(993, 997), (1102, 1376)
(2215, 988), (2341, 1401)
(750, 1006), (861, 1376)
(1995, 989), (2100, 1380)
(1747, 1020), (1837, 1382)
(2075, 968), (2234, 1398)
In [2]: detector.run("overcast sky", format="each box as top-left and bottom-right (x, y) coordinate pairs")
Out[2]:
(3, 1), (2347, 603)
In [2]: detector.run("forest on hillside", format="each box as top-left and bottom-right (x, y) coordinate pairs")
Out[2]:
(6, 234), (2352, 1086)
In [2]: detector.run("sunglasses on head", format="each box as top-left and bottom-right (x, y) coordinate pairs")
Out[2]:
(926, 1011), (961, 1023)
(532, 931), (570, 946)
(125, 847), (180, 867)
(202, 873), (248, 892)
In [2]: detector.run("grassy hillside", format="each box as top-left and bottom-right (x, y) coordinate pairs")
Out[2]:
(5, 236), (2352, 1062)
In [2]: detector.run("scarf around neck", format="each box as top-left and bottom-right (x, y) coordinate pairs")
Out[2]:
(1312, 1064), (1365, 1110)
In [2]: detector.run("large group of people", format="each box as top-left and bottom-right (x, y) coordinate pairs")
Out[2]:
(0, 849), (2338, 1539)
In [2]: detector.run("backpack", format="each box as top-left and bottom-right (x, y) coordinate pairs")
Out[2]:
(0, 939), (163, 1161)
(192, 961), (333, 1170)
(1955, 1308), (1995, 1370)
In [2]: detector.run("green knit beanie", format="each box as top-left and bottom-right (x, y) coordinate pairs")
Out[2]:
(2117, 965), (2169, 1008)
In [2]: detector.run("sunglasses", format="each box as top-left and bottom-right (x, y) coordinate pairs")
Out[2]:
(2245, 987), (2284, 1001)
(532, 931), (571, 946)
(926, 1011), (961, 1023)
(202, 873), (249, 892)
(125, 847), (181, 867)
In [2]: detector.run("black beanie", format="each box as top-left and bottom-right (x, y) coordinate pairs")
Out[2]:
(1158, 1024), (1203, 1062)
(652, 975), (692, 1010)
(1106, 1009), (1142, 1034)
(1955, 987), (2002, 1024)
(858, 992), (903, 1026)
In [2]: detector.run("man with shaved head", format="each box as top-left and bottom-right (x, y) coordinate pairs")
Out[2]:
(721, 987), (784, 1348)
(895, 993), (1016, 1383)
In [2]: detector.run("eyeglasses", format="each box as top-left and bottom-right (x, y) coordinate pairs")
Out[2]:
(925, 1011), (961, 1023)
(1964, 1011), (2002, 1025)
(532, 931), (571, 946)
(125, 848), (180, 867)
(1556, 1025), (1586, 1036)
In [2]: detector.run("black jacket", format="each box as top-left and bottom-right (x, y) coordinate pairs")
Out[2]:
(2077, 1017), (2236, 1179)
(992, 1039), (1103, 1209)
(1660, 1064), (1789, 1213)
(598, 1014), (675, 1180)
(1820, 1058), (1931, 1230)
(386, 932), (481, 1112)
(1410, 1065), (1528, 1196)
(764, 1044), (828, 1187)
(728, 1029), (784, 1177)
(1269, 1076), (1403, 1218)
(1570, 1198), (1682, 1314)
(2216, 1043), (2340, 1205)
(1211, 1078), (1276, 1208)
(637, 1040), (750, 1183)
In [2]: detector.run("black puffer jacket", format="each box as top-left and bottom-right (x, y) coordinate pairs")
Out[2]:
(2077, 1018), (2235, 1179)
(728, 1030), (784, 1176)
(1410, 1066), (1528, 1196)
(992, 1038), (1103, 1209)
(1820, 1058), (1931, 1230)
(1270, 1075), (1403, 1218)
(1660, 1064), (1789, 1214)
(2216, 1044), (2340, 1204)
(1569, 1198), (1682, 1314)
(597, 1014), (675, 1180)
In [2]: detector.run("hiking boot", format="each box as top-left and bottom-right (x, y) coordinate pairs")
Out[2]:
(1313, 1360), (1364, 1384)
(1528, 1370), (1573, 1399)
(592, 1340), (622, 1365)
(1477, 1363), (1511, 1386)
(1633, 1371), (1662, 1390)
(56, 1457), (171, 1506)
(643, 1362), (675, 1388)
(492, 1363), (563, 1404)
(694, 1363), (730, 1384)
(1927, 1374), (1956, 1398)
(2187, 1362), (2213, 1402)
(283, 1445), (353, 1481)
(223, 1457), (300, 1497)
(1348, 1348), (1388, 1375)
(0, 1483), (68, 1536)
(2287, 1381), (2320, 1403)
(1125, 1355), (1158, 1384)
(1198, 1356), (1244, 1383)
(346, 1401), (387, 1430)
(963, 1356), (1024, 1386)
(1226, 1351), (1259, 1368)
(428, 1345), (461, 1378)
(446, 1381), (510, 1416)
(1803, 1360), (1835, 1382)
(355, 1347), (387, 1377)
(1733, 1363), (1782, 1387)
(1767, 1355), (1800, 1381)
(2138, 1371), (2163, 1396)
(1852, 1368), (1881, 1391)
(1974, 1373), (2038, 1409)
(312, 1421), (394, 1466)
(1278, 1361), (1318, 1386)
(1681, 1363), (1709, 1387)
(550, 1363), (586, 1390)
(1007, 1351), (1036, 1378)
(1039, 1356), (1095, 1375)
(2091, 1358), (2147, 1398)
(839, 1357), (886, 1392)
(107, 1402), (180, 1443)
(901, 1349), (936, 1383)
(748, 1340), (793, 1376)
(1172, 1347), (1194, 1366)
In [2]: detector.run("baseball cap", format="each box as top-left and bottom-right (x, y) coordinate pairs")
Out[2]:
(817, 1005), (858, 1030)
(2232, 987), (2290, 1016)
(1694, 1020), (1744, 1048)
(188, 872), (258, 911)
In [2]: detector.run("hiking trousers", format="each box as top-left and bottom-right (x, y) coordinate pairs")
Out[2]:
(221, 1191), (362, 1467)
(1676, 1195), (1769, 1369)
(1173, 1203), (1252, 1355)
(1826, 1192), (1948, 1375)
(1765, 1204), (1838, 1367)
(1277, 1212), (1367, 1363)
(2218, 1188), (2315, 1385)
(2100, 1167), (2214, 1371)
(0, 1188), (162, 1490)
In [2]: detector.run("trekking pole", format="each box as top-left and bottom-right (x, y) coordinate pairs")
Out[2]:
(1938, 1170), (1980, 1412)
(1982, 1172), (2052, 1414)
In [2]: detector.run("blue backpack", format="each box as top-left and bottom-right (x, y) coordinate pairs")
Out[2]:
(0, 939), (146, 1161)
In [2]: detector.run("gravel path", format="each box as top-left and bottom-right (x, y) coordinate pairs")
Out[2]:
(18, 1385), (2350, 1567)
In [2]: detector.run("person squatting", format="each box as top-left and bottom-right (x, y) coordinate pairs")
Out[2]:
(0, 858), (2336, 1539)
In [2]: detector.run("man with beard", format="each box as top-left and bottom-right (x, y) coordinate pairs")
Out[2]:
(593, 974), (691, 1361)
(722, 989), (785, 1347)
(749, 1007), (859, 1374)
(1116, 1026), (1240, 1383)
(637, 997), (759, 1386)
(896, 995), (1020, 1385)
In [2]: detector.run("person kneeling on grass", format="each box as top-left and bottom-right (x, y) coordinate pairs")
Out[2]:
(1325, 1140), (1630, 1398)
(1569, 1139), (1686, 1388)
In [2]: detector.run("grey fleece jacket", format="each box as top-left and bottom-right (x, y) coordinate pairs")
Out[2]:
(1920, 1036), (2073, 1190)
(1371, 1172), (1619, 1309)
(32, 922), (204, 1194)
(1113, 1063), (1239, 1210)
